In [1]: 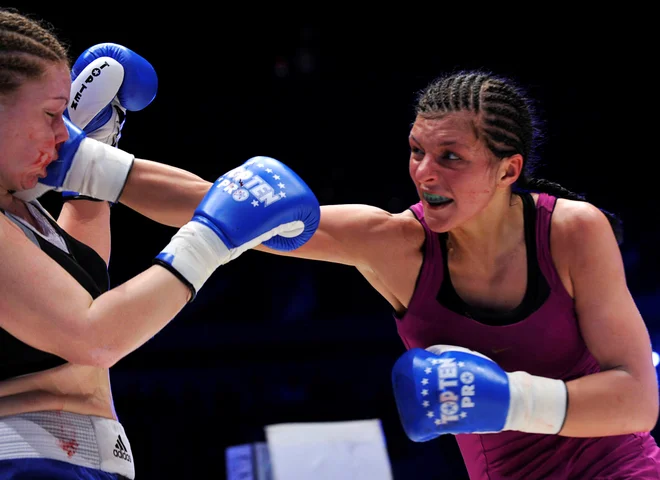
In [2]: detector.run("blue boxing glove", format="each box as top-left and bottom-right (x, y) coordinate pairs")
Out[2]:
(67, 42), (158, 146)
(392, 345), (568, 442)
(61, 43), (157, 203)
(155, 156), (320, 299)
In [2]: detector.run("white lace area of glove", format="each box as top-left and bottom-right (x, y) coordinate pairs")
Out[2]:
(426, 344), (493, 359)
(86, 98), (126, 147)
(64, 137), (134, 202)
(161, 220), (304, 294)
(504, 371), (568, 434)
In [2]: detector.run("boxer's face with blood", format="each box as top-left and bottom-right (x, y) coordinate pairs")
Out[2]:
(0, 61), (70, 192)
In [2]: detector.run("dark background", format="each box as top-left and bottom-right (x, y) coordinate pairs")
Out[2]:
(12, 6), (658, 479)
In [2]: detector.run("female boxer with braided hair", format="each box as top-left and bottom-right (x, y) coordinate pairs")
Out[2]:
(250, 71), (660, 478)
(0, 8), (319, 479)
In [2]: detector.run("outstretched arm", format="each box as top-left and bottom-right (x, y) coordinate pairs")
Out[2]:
(118, 186), (412, 268)
(117, 159), (212, 227)
(254, 203), (416, 265)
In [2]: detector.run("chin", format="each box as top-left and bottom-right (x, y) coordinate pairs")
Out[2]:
(425, 219), (453, 233)
(422, 209), (454, 233)
(22, 176), (39, 190)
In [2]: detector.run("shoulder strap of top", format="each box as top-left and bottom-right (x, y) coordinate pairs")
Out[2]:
(406, 201), (445, 302)
(1, 209), (40, 248)
(535, 193), (566, 292)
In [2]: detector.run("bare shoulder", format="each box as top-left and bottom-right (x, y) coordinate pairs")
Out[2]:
(549, 198), (622, 295)
(551, 198), (615, 241)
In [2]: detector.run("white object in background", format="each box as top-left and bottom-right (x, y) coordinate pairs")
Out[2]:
(265, 419), (393, 480)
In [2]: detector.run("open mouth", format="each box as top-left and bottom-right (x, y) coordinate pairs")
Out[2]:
(36, 151), (53, 169)
(422, 192), (454, 207)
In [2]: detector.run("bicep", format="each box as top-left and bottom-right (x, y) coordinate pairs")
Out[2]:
(255, 204), (401, 266)
(565, 204), (655, 380)
(0, 219), (96, 362)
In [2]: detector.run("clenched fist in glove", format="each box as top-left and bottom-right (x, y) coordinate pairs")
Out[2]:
(155, 156), (321, 300)
(392, 344), (568, 441)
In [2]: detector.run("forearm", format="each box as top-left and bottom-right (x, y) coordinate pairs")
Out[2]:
(85, 265), (190, 367)
(560, 368), (659, 437)
(118, 159), (212, 227)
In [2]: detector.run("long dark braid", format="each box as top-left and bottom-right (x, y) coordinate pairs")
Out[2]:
(0, 8), (70, 95)
(415, 70), (623, 244)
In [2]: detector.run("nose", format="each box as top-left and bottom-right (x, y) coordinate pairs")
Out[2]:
(413, 154), (439, 184)
(54, 115), (69, 144)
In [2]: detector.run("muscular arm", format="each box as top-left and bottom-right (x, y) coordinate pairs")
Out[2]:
(117, 159), (212, 227)
(0, 215), (191, 369)
(55, 158), (213, 264)
(255, 204), (416, 265)
(256, 204), (423, 312)
(115, 159), (416, 265)
(555, 201), (659, 436)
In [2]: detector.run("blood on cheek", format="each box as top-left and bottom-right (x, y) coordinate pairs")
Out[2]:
(26, 129), (57, 168)
(33, 150), (53, 169)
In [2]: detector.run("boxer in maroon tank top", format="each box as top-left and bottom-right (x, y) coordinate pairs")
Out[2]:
(396, 193), (660, 479)
(255, 70), (660, 479)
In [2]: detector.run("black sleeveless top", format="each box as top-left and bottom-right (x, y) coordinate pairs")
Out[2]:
(0, 202), (110, 381)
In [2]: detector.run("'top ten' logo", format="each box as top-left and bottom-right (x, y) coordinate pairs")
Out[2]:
(421, 356), (476, 427)
(215, 163), (287, 208)
(70, 60), (112, 111)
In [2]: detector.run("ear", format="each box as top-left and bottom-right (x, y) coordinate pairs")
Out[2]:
(497, 154), (523, 188)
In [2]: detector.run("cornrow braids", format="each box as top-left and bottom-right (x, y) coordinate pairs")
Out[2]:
(0, 8), (70, 95)
(415, 69), (624, 245)
(416, 70), (537, 160)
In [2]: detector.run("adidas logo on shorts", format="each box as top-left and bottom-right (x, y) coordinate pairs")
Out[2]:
(113, 434), (132, 463)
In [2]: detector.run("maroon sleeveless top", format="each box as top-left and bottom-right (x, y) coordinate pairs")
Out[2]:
(395, 193), (660, 479)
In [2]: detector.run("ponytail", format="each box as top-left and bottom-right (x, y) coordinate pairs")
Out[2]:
(515, 174), (624, 246)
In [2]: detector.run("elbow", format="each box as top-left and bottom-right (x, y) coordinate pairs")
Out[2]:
(79, 345), (121, 369)
(644, 411), (659, 433)
(612, 396), (658, 435)
(627, 381), (660, 434)
(608, 371), (660, 434)
(59, 326), (122, 369)
(641, 388), (660, 432)
(62, 343), (119, 369)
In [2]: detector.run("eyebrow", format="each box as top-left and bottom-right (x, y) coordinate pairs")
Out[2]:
(410, 135), (464, 148)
